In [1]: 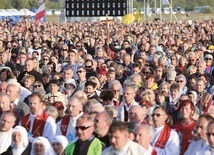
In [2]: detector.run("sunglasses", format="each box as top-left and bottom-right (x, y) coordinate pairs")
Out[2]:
(143, 72), (150, 75)
(34, 85), (41, 88)
(43, 58), (49, 61)
(207, 132), (214, 137)
(85, 66), (92, 68)
(151, 113), (165, 117)
(77, 70), (85, 73)
(75, 125), (92, 131)
(205, 58), (212, 60)
(176, 80), (183, 83)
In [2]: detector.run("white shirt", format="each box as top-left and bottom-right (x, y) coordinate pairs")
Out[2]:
(0, 128), (13, 154)
(152, 125), (180, 155)
(184, 139), (209, 155)
(56, 112), (83, 143)
(196, 145), (214, 155)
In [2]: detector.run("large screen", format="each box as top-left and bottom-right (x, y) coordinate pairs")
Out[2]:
(65, 0), (127, 17)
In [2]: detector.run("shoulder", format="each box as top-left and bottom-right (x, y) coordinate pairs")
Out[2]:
(101, 146), (114, 155)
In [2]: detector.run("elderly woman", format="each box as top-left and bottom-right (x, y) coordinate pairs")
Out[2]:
(1, 126), (31, 155)
(52, 135), (69, 155)
(173, 100), (196, 155)
(30, 137), (55, 155)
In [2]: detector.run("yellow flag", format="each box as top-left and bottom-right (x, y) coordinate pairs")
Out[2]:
(136, 9), (141, 22)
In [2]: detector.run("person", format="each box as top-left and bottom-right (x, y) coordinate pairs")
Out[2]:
(6, 84), (30, 116)
(184, 114), (214, 155)
(135, 124), (154, 154)
(94, 111), (112, 147)
(1, 126), (31, 155)
(173, 100), (197, 155)
(128, 105), (147, 124)
(0, 111), (17, 154)
(117, 85), (138, 122)
(17, 59), (43, 83)
(196, 121), (214, 154)
(55, 96), (84, 143)
(101, 121), (148, 155)
(65, 115), (104, 155)
(1, 51), (16, 71)
(76, 66), (87, 91)
(151, 107), (180, 155)
(0, 92), (11, 115)
(84, 80), (101, 102)
(20, 92), (56, 142)
(30, 136), (55, 155)
(52, 135), (69, 155)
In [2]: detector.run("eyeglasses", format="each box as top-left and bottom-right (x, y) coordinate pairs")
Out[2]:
(75, 125), (92, 131)
(176, 80), (183, 83)
(43, 58), (49, 61)
(85, 66), (92, 68)
(34, 85), (41, 88)
(112, 89), (120, 93)
(207, 132), (214, 137)
(77, 70), (85, 73)
(151, 113), (165, 117)
(205, 58), (212, 61)
(143, 72), (150, 75)
(124, 92), (134, 95)
(189, 59), (195, 62)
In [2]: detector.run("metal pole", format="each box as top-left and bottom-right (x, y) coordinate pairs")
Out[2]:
(160, 0), (162, 20)
(144, 0), (145, 21)
(170, 0), (172, 21)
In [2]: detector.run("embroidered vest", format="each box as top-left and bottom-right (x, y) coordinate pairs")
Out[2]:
(154, 125), (171, 149)
(21, 111), (49, 137)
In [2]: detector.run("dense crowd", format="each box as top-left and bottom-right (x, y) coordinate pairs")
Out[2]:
(0, 18), (214, 155)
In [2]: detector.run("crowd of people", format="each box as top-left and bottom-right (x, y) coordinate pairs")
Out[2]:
(0, 18), (213, 155)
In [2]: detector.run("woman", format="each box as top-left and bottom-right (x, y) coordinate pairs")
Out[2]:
(1, 126), (31, 155)
(173, 100), (196, 155)
(0, 67), (15, 82)
(52, 135), (68, 155)
(30, 137), (55, 155)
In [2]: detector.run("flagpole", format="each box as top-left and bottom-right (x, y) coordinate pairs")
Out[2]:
(144, 0), (146, 21)
(170, 0), (172, 21)
(160, 0), (162, 20)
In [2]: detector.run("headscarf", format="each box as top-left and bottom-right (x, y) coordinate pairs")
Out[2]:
(11, 126), (29, 155)
(30, 137), (55, 155)
(52, 135), (69, 150)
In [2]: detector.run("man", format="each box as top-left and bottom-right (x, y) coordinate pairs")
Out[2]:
(196, 120), (214, 154)
(185, 115), (214, 155)
(175, 74), (188, 94)
(45, 79), (68, 106)
(135, 124), (154, 154)
(151, 107), (180, 155)
(60, 67), (74, 92)
(0, 81), (8, 92)
(0, 111), (17, 154)
(65, 115), (104, 155)
(128, 105), (147, 124)
(118, 85), (138, 122)
(101, 121), (148, 155)
(76, 66), (87, 91)
(85, 59), (97, 79)
(62, 50), (80, 80)
(121, 53), (133, 76)
(6, 84), (29, 116)
(109, 80), (123, 107)
(17, 59), (43, 83)
(84, 81), (101, 102)
(56, 96), (84, 143)
(16, 52), (27, 71)
(20, 92), (56, 142)
(0, 92), (11, 115)
(1, 51), (16, 71)
(94, 111), (112, 147)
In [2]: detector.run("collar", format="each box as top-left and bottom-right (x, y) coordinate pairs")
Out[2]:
(154, 125), (165, 133)
(114, 139), (130, 153)
(11, 98), (19, 106)
(70, 112), (83, 121)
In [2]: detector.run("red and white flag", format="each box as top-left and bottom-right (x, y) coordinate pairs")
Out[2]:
(36, 0), (45, 21)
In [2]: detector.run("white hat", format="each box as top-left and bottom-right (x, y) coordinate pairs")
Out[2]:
(64, 78), (76, 88)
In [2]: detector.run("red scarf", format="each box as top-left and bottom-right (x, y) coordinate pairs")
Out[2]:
(154, 125), (171, 149)
(61, 115), (70, 136)
(21, 111), (49, 137)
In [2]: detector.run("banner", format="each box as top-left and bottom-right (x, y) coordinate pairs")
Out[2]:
(36, 0), (45, 21)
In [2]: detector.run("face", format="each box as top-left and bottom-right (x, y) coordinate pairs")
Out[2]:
(68, 52), (76, 63)
(197, 62), (206, 74)
(84, 85), (95, 96)
(129, 106), (146, 123)
(195, 117), (209, 141)
(19, 54), (27, 64)
(34, 142), (45, 155)
(52, 142), (64, 155)
(207, 124), (214, 148)
(0, 114), (15, 132)
(180, 104), (193, 119)
(94, 113), (108, 136)
(0, 95), (11, 112)
(49, 83), (59, 94)
(132, 67), (141, 74)
(0, 82), (8, 92)
(109, 130), (129, 149)
(24, 79), (34, 89)
(176, 78), (185, 89)
(131, 77), (140, 86)
(123, 87), (135, 104)
(0, 71), (7, 82)
(25, 60), (34, 72)
(160, 85), (169, 94)
(135, 126), (151, 148)
(145, 77), (155, 89)
(152, 108), (167, 128)
(77, 68), (86, 79)
(188, 78), (196, 90)
(13, 131), (22, 145)
(107, 73), (115, 82)
(68, 98), (82, 117)
(63, 69), (73, 81)
(1, 53), (8, 63)
(170, 89), (179, 99)
(111, 84), (121, 99)
(196, 80), (205, 93)
(29, 95), (43, 115)
(157, 95), (165, 104)
(6, 85), (19, 102)
(76, 119), (94, 141)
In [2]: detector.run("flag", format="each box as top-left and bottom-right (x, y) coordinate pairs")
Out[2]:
(135, 8), (141, 22)
(147, 4), (152, 17)
(36, 0), (45, 21)
(162, 0), (169, 5)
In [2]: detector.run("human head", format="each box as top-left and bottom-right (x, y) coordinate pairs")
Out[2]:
(49, 79), (60, 94)
(31, 137), (54, 155)
(68, 97), (83, 117)
(0, 81), (8, 92)
(152, 107), (168, 128)
(109, 80), (122, 100)
(196, 77), (206, 93)
(84, 81), (97, 96)
(128, 105), (147, 123)
(22, 75), (35, 89)
(178, 100), (195, 119)
(62, 67), (73, 82)
(1, 51), (9, 63)
(76, 115), (95, 141)
(0, 92), (11, 112)
(197, 60), (206, 74)
(0, 111), (17, 132)
(175, 74), (187, 90)
(12, 126), (29, 148)
(29, 92), (44, 115)
(0, 68), (15, 82)
(52, 135), (68, 155)
(25, 59), (35, 72)
(135, 124), (154, 150)
(123, 85), (136, 105)
(207, 121), (214, 148)
(108, 121), (129, 150)
(6, 84), (20, 102)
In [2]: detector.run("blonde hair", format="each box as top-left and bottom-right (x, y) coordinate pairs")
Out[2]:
(88, 76), (101, 90)
(141, 89), (156, 106)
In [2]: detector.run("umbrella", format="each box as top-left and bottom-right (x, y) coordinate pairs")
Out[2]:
(122, 14), (135, 25)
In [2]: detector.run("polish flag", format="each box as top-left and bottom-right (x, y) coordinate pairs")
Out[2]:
(36, 0), (45, 21)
